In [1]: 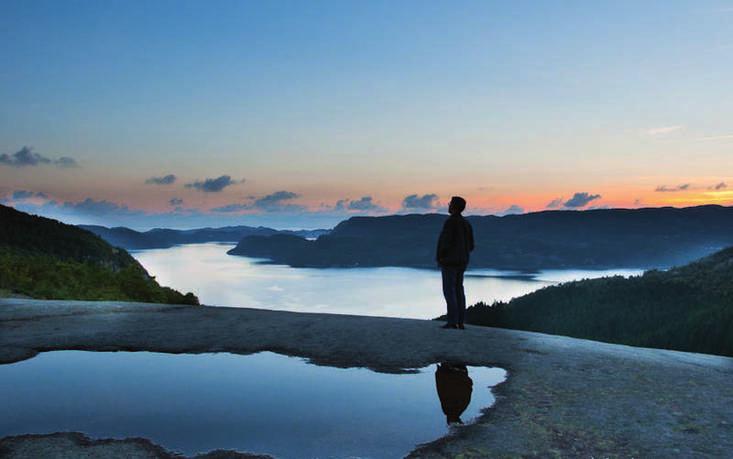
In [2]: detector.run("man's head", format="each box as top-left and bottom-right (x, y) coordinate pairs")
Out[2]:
(448, 196), (466, 215)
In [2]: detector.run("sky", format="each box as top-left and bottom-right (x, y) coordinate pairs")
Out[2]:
(1, 0), (732, 229)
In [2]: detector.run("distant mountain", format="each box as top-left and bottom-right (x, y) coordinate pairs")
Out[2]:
(228, 205), (733, 270)
(80, 225), (330, 250)
(0, 204), (198, 304)
(450, 246), (733, 357)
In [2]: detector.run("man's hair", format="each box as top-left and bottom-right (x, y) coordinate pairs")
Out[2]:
(450, 196), (466, 213)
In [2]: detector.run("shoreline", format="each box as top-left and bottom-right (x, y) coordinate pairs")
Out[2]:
(1, 298), (731, 457)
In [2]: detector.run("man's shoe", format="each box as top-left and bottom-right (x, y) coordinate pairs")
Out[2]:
(441, 323), (457, 329)
(457, 323), (465, 330)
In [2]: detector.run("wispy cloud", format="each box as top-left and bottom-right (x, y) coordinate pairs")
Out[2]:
(710, 182), (727, 191)
(645, 125), (684, 136)
(698, 133), (733, 141)
(56, 198), (141, 217)
(564, 192), (602, 208)
(402, 193), (439, 210)
(145, 174), (177, 185)
(1, 190), (49, 203)
(500, 204), (524, 215)
(211, 203), (250, 213)
(213, 191), (305, 213)
(546, 197), (564, 209)
(185, 175), (243, 192)
(12, 190), (48, 200)
(655, 184), (690, 192)
(335, 196), (385, 212)
(0, 146), (79, 168)
(252, 191), (303, 212)
(55, 157), (79, 168)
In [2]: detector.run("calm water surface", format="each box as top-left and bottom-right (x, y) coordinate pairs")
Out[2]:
(0, 351), (505, 458)
(133, 243), (642, 319)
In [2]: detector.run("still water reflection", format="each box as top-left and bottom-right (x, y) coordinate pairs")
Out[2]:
(435, 363), (473, 425)
(0, 351), (506, 458)
(132, 243), (642, 319)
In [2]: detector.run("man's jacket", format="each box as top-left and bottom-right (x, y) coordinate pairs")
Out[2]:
(436, 214), (474, 267)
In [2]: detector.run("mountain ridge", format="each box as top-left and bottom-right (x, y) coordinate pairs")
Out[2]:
(229, 205), (733, 270)
(80, 224), (329, 250)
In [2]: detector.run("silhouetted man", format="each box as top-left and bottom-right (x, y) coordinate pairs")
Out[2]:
(436, 196), (474, 329)
(435, 362), (473, 424)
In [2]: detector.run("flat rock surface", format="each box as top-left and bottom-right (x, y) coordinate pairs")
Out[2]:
(1, 298), (731, 458)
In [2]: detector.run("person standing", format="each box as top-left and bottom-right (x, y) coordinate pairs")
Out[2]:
(436, 196), (474, 329)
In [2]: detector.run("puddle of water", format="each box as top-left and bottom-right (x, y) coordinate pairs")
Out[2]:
(0, 351), (505, 458)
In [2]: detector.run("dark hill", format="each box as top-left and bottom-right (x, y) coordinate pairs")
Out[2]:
(454, 246), (733, 356)
(1, 205), (136, 269)
(228, 205), (733, 270)
(0, 204), (198, 304)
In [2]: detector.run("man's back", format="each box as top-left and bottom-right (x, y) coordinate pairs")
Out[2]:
(436, 214), (474, 267)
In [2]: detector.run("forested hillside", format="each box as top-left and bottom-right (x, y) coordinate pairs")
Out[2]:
(454, 247), (733, 356)
(0, 204), (198, 304)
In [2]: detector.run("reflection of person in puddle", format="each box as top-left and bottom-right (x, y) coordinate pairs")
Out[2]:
(435, 362), (473, 425)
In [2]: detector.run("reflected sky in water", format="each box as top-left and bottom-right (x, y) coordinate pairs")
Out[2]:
(132, 243), (642, 319)
(0, 351), (505, 458)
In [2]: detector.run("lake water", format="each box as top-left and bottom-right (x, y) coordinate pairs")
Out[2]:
(133, 243), (642, 319)
(0, 351), (506, 458)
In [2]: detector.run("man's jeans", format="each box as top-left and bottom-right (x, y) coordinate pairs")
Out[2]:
(442, 266), (466, 325)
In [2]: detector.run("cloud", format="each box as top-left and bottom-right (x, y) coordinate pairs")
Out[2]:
(646, 125), (684, 136)
(213, 191), (305, 213)
(564, 192), (601, 208)
(655, 184), (690, 192)
(0, 146), (79, 168)
(335, 196), (384, 212)
(185, 175), (242, 192)
(211, 203), (250, 213)
(546, 197), (564, 209)
(2, 190), (49, 203)
(169, 197), (183, 206)
(12, 190), (37, 200)
(8, 197), (346, 230)
(711, 182), (728, 191)
(146, 174), (177, 185)
(698, 133), (733, 141)
(6, 197), (142, 222)
(501, 205), (524, 215)
(253, 191), (303, 212)
(61, 198), (139, 216)
(54, 157), (79, 168)
(402, 193), (439, 210)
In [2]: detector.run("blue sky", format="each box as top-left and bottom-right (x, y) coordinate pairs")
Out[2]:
(1, 0), (732, 229)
